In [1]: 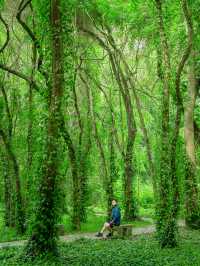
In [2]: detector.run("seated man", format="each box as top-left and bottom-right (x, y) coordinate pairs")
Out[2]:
(96, 199), (121, 237)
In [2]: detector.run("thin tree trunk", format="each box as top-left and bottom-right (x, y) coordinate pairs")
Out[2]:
(60, 115), (81, 231)
(109, 53), (137, 220)
(73, 70), (90, 223)
(131, 83), (157, 196)
(106, 87), (116, 218)
(1, 152), (14, 227)
(107, 129), (115, 218)
(81, 73), (112, 216)
(0, 128), (25, 234)
(0, 86), (15, 227)
(26, 19), (37, 214)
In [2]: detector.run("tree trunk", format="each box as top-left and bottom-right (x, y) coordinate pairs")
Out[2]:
(60, 116), (81, 231)
(0, 86), (16, 228)
(0, 128), (25, 234)
(73, 70), (90, 224)
(131, 82), (157, 197)
(1, 152), (14, 227)
(184, 50), (200, 228)
(109, 54), (137, 220)
(170, 0), (194, 235)
(26, 26), (37, 218)
(24, 0), (64, 257)
(155, 0), (174, 248)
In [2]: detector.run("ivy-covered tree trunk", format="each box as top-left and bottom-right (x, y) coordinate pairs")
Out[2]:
(24, 0), (64, 257)
(78, 79), (92, 223)
(73, 70), (90, 224)
(124, 136), (137, 221)
(121, 74), (137, 221)
(155, 0), (175, 248)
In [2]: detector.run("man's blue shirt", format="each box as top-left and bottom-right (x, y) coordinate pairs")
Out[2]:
(111, 205), (121, 225)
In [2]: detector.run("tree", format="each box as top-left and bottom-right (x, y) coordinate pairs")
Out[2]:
(24, 0), (64, 257)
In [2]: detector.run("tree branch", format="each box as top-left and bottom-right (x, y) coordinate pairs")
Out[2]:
(0, 63), (41, 94)
(0, 13), (10, 53)
(17, 0), (49, 81)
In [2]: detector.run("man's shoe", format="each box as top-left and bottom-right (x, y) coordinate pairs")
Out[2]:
(95, 232), (103, 237)
(106, 232), (112, 238)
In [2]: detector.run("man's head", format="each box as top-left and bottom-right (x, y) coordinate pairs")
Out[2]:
(111, 199), (117, 206)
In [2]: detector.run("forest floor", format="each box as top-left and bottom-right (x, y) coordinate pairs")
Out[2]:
(0, 227), (199, 266)
(0, 220), (185, 249)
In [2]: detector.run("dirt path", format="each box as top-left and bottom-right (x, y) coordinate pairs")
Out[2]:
(0, 220), (185, 249)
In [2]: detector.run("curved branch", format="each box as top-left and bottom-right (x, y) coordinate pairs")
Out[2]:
(17, 1), (36, 43)
(80, 27), (110, 51)
(0, 63), (41, 94)
(0, 13), (10, 53)
(175, 0), (193, 112)
(17, 0), (49, 81)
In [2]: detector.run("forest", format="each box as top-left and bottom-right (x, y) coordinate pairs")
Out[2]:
(0, 0), (200, 265)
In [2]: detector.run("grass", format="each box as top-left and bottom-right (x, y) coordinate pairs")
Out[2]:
(0, 214), (28, 243)
(0, 226), (27, 243)
(61, 213), (152, 234)
(139, 206), (155, 218)
(0, 229), (199, 265)
(0, 212), (153, 242)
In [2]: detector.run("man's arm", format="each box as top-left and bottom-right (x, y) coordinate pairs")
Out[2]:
(110, 208), (118, 224)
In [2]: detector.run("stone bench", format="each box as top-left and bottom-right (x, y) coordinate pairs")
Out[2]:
(112, 224), (133, 237)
